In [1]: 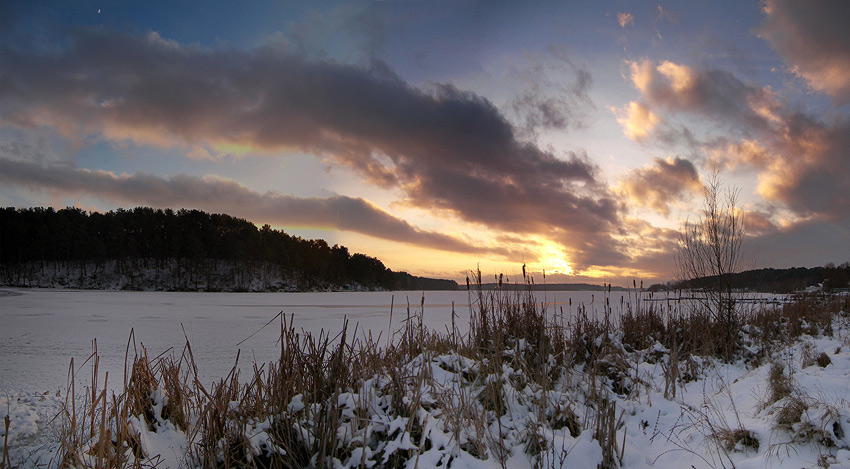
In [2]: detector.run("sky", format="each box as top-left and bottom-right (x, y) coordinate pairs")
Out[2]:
(1, 0), (849, 285)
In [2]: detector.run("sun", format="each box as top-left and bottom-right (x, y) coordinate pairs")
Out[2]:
(539, 243), (574, 275)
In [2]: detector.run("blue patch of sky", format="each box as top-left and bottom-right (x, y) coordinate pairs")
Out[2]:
(2, 0), (310, 48)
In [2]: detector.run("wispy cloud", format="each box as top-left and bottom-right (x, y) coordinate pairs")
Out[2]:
(508, 49), (595, 138)
(617, 12), (634, 28)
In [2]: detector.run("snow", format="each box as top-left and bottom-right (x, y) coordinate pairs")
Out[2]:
(2, 288), (848, 468)
(0, 391), (64, 466)
(0, 288), (623, 392)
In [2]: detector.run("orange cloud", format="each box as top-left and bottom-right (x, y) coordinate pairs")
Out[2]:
(617, 12), (634, 28)
(708, 139), (772, 170)
(614, 101), (659, 141)
(755, 117), (850, 217)
(626, 59), (769, 127)
(629, 59), (698, 100)
(629, 59), (656, 96)
(656, 61), (695, 94)
(617, 156), (702, 215)
(625, 58), (850, 220)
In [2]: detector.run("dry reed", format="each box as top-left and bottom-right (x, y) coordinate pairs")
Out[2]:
(43, 272), (849, 468)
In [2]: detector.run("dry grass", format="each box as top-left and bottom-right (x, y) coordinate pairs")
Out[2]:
(767, 362), (794, 405)
(775, 397), (808, 428)
(750, 293), (849, 356)
(2, 413), (11, 469)
(714, 428), (760, 453)
(44, 273), (850, 468)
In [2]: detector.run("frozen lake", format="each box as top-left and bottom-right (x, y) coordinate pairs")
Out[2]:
(0, 288), (641, 393)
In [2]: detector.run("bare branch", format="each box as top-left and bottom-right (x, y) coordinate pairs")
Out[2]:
(676, 172), (746, 348)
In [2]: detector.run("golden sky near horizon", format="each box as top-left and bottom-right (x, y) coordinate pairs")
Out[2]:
(1, 1), (849, 285)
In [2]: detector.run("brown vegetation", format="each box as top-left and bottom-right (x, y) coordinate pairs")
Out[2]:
(12, 272), (848, 468)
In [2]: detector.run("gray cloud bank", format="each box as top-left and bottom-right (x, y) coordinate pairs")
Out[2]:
(0, 157), (509, 257)
(0, 28), (622, 268)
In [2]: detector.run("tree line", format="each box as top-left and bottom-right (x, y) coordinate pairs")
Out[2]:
(0, 207), (459, 291)
(649, 265), (850, 294)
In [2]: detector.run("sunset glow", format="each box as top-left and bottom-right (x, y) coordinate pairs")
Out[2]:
(537, 242), (575, 276)
(1, 0), (848, 285)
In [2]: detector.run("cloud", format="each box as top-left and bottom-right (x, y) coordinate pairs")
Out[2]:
(756, 116), (850, 218)
(616, 217), (681, 278)
(623, 58), (850, 273)
(654, 5), (679, 24)
(509, 51), (595, 137)
(626, 59), (850, 220)
(0, 156), (510, 257)
(743, 215), (850, 268)
(627, 59), (778, 132)
(617, 12), (634, 28)
(760, 0), (850, 103)
(0, 27), (624, 269)
(707, 139), (772, 171)
(617, 156), (702, 215)
(708, 115), (850, 220)
(742, 208), (780, 237)
(614, 101), (659, 141)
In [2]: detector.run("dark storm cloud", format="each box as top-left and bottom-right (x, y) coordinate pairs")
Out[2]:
(618, 157), (702, 215)
(0, 27), (623, 268)
(760, 0), (850, 103)
(0, 156), (508, 257)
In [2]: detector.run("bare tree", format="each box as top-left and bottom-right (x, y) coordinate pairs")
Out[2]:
(677, 173), (745, 339)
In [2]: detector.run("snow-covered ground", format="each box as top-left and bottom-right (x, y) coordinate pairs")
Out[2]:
(2, 288), (847, 468)
(0, 287), (611, 466)
(0, 288), (626, 392)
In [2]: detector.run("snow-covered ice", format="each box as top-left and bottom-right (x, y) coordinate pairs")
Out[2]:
(0, 288), (622, 392)
(2, 288), (847, 468)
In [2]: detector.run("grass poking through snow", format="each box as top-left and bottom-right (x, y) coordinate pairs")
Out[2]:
(5, 277), (850, 468)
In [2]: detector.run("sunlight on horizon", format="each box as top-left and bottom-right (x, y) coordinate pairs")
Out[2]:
(537, 242), (574, 276)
